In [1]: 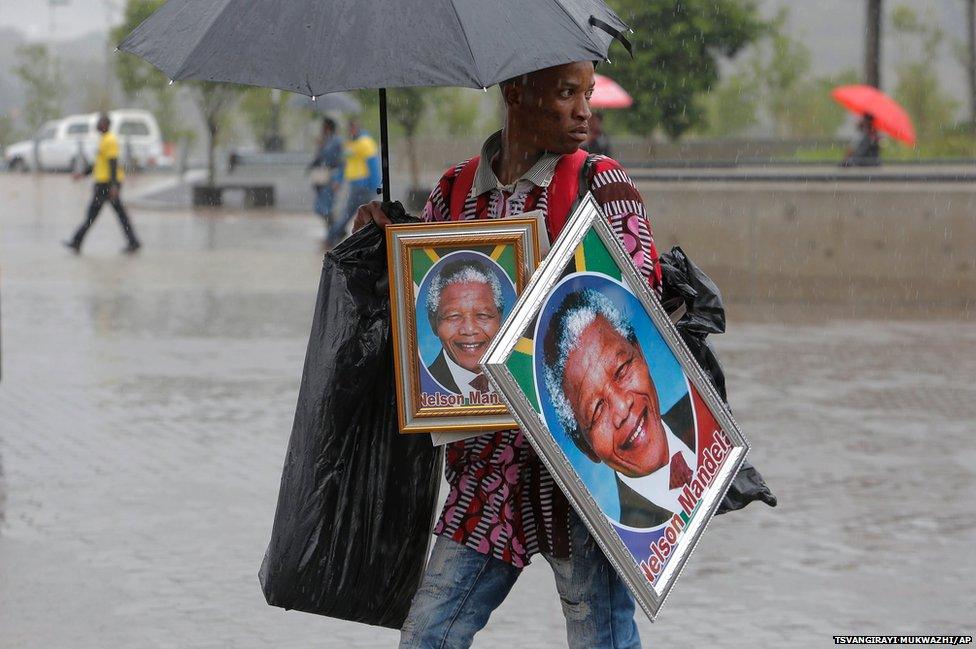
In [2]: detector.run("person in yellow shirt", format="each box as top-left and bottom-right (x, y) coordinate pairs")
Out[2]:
(325, 119), (381, 248)
(64, 113), (141, 254)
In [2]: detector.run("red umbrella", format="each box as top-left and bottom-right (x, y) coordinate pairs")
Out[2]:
(831, 84), (916, 146)
(590, 73), (633, 109)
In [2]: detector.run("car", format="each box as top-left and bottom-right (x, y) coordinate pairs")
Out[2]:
(4, 116), (90, 172)
(3, 109), (172, 173)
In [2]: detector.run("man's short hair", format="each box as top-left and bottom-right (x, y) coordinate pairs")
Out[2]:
(322, 117), (337, 132)
(542, 288), (637, 461)
(98, 113), (111, 128)
(499, 74), (528, 90)
(426, 259), (504, 328)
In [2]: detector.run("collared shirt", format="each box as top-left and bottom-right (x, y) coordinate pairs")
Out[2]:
(344, 132), (379, 186)
(617, 423), (697, 519)
(443, 351), (490, 396)
(472, 130), (561, 195)
(423, 132), (661, 567)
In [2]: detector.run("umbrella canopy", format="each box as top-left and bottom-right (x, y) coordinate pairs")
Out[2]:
(119, 0), (629, 94)
(831, 84), (916, 146)
(590, 73), (632, 109)
(289, 92), (362, 115)
(118, 0), (631, 200)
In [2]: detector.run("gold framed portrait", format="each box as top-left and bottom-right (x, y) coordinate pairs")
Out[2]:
(386, 218), (540, 433)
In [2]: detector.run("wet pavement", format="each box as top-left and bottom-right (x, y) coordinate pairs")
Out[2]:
(0, 174), (973, 648)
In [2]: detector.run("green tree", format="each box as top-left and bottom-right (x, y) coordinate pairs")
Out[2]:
(111, 0), (182, 141)
(605, 0), (765, 139)
(13, 44), (62, 133)
(434, 88), (483, 137)
(390, 88), (427, 190)
(239, 87), (286, 150)
(188, 83), (241, 186)
(967, 0), (976, 128)
(0, 112), (16, 147)
(113, 0), (245, 184)
(745, 10), (856, 138)
(890, 4), (959, 140)
(787, 69), (860, 138)
(698, 72), (759, 137)
(354, 88), (430, 190)
(751, 9), (810, 137)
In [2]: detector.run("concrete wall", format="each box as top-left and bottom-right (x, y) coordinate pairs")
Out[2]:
(256, 135), (973, 314)
(394, 137), (849, 184)
(637, 180), (976, 312)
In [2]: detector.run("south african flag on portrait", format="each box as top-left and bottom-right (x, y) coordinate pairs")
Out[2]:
(410, 243), (519, 296)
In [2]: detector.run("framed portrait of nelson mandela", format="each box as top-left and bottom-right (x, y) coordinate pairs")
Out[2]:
(386, 218), (540, 434)
(481, 194), (750, 620)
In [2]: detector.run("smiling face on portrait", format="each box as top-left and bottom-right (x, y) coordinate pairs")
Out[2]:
(561, 315), (669, 478)
(434, 281), (502, 372)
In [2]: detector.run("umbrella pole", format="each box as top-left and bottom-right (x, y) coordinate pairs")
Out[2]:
(378, 88), (391, 202)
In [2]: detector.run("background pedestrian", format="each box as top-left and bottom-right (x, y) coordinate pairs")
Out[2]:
(63, 113), (141, 254)
(841, 113), (882, 167)
(582, 111), (613, 157)
(325, 119), (380, 248)
(307, 117), (343, 244)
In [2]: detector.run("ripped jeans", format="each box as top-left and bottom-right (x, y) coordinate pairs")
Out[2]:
(398, 510), (641, 649)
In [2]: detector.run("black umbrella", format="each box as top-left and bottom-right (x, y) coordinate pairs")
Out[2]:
(289, 92), (362, 115)
(119, 0), (631, 201)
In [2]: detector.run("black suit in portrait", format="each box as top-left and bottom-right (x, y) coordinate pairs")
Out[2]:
(615, 392), (696, 529)
(426, 349), (462, 395)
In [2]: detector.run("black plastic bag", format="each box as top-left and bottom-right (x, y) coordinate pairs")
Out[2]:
(659, 247), (777, 513)
(259, 203), (442, 629)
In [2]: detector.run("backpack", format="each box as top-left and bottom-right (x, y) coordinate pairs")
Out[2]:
(447, 149), (597, 242)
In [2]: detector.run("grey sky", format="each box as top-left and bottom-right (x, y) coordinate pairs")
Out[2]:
(0, 0), (123, 41)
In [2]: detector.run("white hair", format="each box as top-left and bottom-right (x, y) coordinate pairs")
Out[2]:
(542, 289), (636, 457)
(426, 259), (504, 323)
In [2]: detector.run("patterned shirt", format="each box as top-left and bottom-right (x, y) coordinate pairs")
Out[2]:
(423, 131), (661, 567)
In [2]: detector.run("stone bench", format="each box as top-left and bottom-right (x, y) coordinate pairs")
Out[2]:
(192, 184), (276, 208)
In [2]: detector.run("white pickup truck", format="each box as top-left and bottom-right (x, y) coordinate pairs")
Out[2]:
(3, 109), (172, 172)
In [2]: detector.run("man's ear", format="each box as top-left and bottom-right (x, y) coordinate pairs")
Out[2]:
(501, 80), (523, 109)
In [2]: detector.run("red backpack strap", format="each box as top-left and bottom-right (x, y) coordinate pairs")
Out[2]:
(449, 156), (480, 220)
(544, 149), (591, 240)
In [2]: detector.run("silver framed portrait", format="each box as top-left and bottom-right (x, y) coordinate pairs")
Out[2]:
(386, 218), (540, 434)
(481, 194), (750, 620)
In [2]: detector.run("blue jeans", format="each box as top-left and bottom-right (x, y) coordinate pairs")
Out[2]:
(326, 183), (376, 246)
(313, 183), (336, 219)
(399, 511), (641, 649)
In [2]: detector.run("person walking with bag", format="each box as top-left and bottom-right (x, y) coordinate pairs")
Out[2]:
(64, 113), (141, 254)
(307, 117), (344, 243)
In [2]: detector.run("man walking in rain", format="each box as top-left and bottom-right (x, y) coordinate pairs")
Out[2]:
(355, 60), (659, 649)
(64, 113), (141, 254)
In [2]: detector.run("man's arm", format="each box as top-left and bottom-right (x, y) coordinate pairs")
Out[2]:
(588, 159), (662, 289)
(352, 163), (459, 231)
(306, 146), (326, 171)
(421, 164), (460, 223)
(107, 157), (121, 200)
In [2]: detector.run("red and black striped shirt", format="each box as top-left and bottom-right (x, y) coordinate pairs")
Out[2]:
(423, 134), (661, 566)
